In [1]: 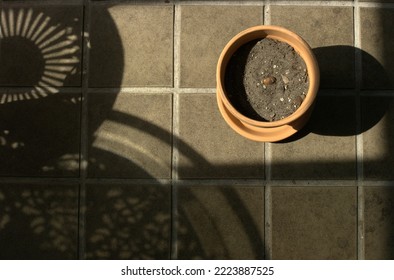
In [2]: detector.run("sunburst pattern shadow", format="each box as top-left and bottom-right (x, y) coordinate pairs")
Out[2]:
(0, 8), (80, 103)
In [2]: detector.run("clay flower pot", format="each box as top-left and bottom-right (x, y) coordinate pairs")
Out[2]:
(216, 25), (319, 142)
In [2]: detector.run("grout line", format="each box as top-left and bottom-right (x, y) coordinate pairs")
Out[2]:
(77, 0), (91, 260)
(172, 94), (180, 181)
(84, 178), (172, 185)
(267, 1), (354, 7)
(173, 4), (181, 91)
(171, 181), (178, 260)
(4, 0), (394, 8)
(89, 0), (174, 7)
(354, 0), (365, 261)
(2, 86), (394, 96)
(0, 176), (391, 186)
(171, 1), (181, 260)
(264, 0), (271, 25)
(264, 185), (272, 259)
(179, 1), (265, 6)
(357, 178), (365, 260)
(359, 90), (394, 96)
(358, 2), (394, 8)
(0, 177), (82, 184)
(354, 3), (362, 90)
(86, 87), (217, 94)
(87, 87), (173, 94)
(359, 181), (394, 187)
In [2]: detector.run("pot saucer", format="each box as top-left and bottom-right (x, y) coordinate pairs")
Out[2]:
(217, 93), (299, 142)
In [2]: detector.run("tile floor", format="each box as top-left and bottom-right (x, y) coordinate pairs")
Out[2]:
(0, 0), (393, 260)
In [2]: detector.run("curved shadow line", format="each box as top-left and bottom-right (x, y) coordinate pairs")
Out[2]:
(107, 110), (211, 169)
(223, 188), (265, 259)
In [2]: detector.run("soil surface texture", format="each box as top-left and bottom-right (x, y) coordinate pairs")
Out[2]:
(225, 38), (309, 122)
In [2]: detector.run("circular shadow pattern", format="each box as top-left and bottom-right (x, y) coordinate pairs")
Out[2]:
(0, 8), (80, 103)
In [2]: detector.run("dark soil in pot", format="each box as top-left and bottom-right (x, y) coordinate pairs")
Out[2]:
(225, 38), (309, 122)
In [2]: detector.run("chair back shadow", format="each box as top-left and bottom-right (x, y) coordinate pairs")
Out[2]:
(0, 5), (264, 260)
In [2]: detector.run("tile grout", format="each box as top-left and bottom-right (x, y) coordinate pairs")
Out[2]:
(171, 1), (181, 260)
(4, 0), (394, 8)
(77, 0), (91, 260)
(1, 176), (394, 186)
(354, 0), (365, 260)
(3, 87), (394, 95)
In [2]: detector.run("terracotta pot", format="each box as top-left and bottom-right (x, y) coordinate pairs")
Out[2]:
(216, 25), (320, 142)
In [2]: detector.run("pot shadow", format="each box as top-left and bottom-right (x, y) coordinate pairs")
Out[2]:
(280, 45), (390, 143)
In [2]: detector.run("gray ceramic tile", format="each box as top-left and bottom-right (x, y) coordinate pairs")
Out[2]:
(270, 6), (354, 89)
(4, 0), (83, 2)
(0, 5), (83, 87)
(176, 185), (264, 259)
(89, 5), (173, 87)
(271, 95), (357, 180)
(360, 0), (394, 2)
(364, 186), (394, 260)
(87, 92), (172, 179)
(360, 8), (394, 89)
(0, 183), (78, 259)
(180, 5), (263, 88)
(92, 0), (171, 2)
(85, 183), (171, 259)
(362, 97), (394, 180)
(0, 92), (81, 177)
(178, 93), (264, 179)
(271, 186), (357, 260)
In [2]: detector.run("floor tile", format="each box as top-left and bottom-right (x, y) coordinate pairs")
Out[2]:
(180, 5), (263, 88)
(360, 8), (394, 89)
(85, 183), (171, 259)
(0, 183), (78, 259)
(364, 186), (394, 260)
(271, 95), (357, 180)
(362, 97), (394, 180)
(270, 6), (354, 89)
(360, 0), (394, 2)
(0, 92), (81, 177)
(0, 5), (83, 87)
(87, 92), (172, 179)
(178, 93), (264, 179)
(176, 185), (264, 259)
(89, 5), (173, 87)
(271, 186), (357, 260)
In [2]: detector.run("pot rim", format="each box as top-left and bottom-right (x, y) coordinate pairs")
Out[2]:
(217, 25), (320, 128)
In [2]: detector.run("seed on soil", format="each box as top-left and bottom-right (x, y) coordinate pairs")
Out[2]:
(262, 76), (276, 86)
(281, 74), (289, 84)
